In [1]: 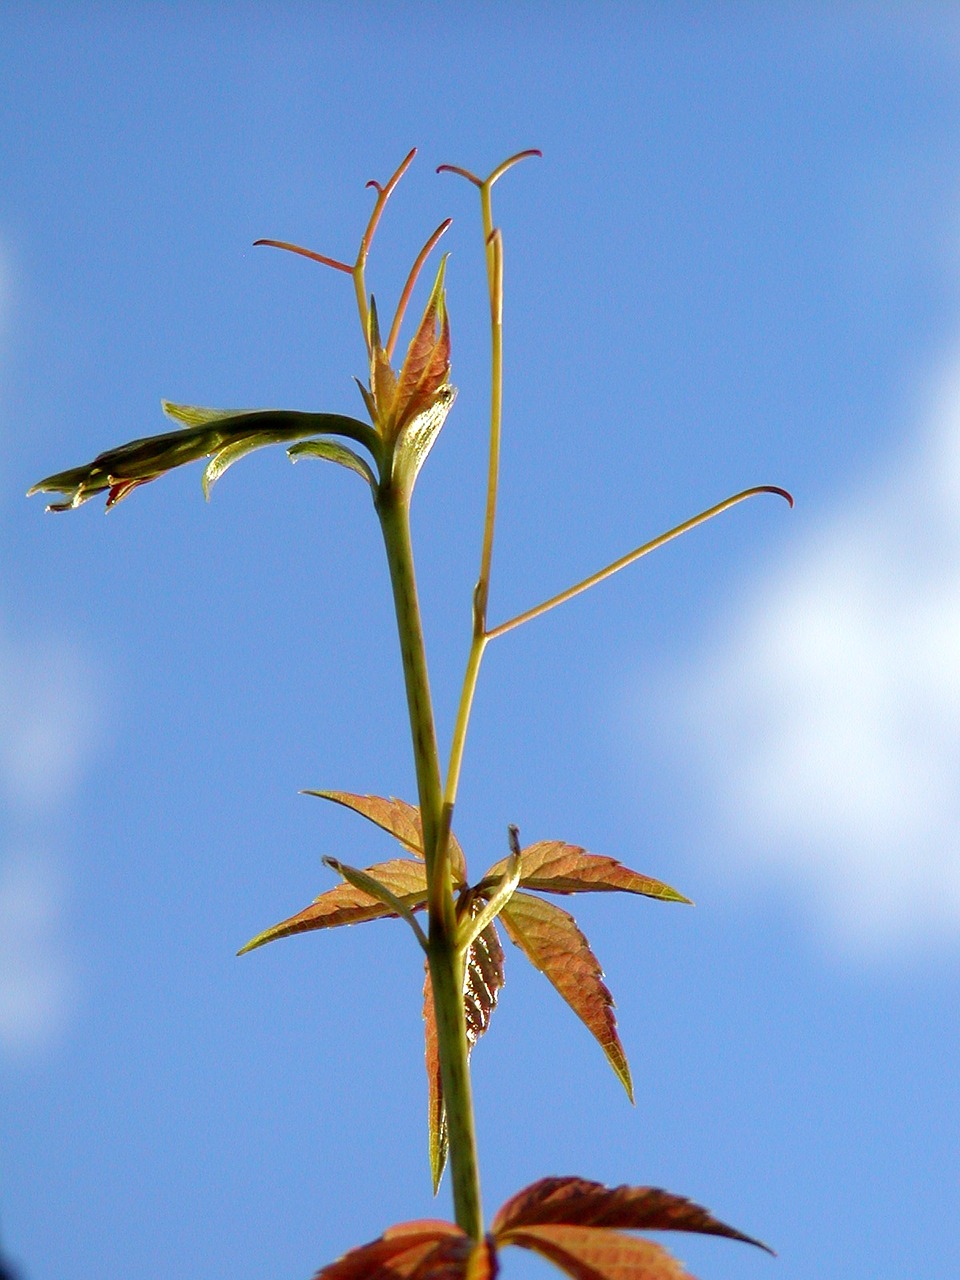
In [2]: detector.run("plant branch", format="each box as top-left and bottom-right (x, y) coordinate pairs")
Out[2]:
(486, 485), (794, 641)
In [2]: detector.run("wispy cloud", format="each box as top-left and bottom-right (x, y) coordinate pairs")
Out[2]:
(0, 240), (98, 1055)
(666, 354), (960, 958)
(0, 851), (74, 1055)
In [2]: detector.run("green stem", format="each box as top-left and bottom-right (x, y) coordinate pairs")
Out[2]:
(376, 481), (484, 1240)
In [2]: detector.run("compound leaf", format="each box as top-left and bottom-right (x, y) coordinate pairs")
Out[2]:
(305, 791), (468, 884)
(499, 892), (633, 1101)
(238, 857), (427, 954)
(480, 842), (689, 904)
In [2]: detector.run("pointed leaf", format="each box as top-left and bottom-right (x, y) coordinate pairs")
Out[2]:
(423, 915), (505, 1190)
(499, 892), (633, 1101)
(29, 409), (378, 511)
(304, 791), (468, 884)
(480, 842), (689, 904)
(394, 258), (451, 429)
(288, 439), (377, 487)
(238, 858), (427, 953)
(423, 965), (447, 1194)
(496, 1226), (686, 1280)
(314, 1220), (467, 1280)
(491, 1177), (772, 1253)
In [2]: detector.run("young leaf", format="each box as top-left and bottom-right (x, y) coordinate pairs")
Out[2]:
(28, 408), (379, 511)
(304, 791), (468, 883)
(491, 1177), (772, 1252)
(237, 857), (427, 954)
(499, 892), (633, 1101)
(494, 1224), (686, 1280)
(313, 1219), (469, 1280)
(423, 965), (448, 1194)
(479, 842), (689, 904)
(288, 439), (377, 488)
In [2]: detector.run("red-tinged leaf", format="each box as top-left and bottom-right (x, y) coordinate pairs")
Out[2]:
(491, 1178), (772, 1253)
(495, 1225), (687, 1280)
(423, 917), (505, 1190)
(499, 893), (633, 1101)
(314, 1220), (466, 1280)
(480, 842), (689, 904)
(238, 858), (427, 954)
(423, 965), (447, 1193)
(306, 791), (468, 884)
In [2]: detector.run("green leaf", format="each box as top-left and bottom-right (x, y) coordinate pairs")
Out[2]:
(499, 891), (633, 1101)
(287, 439), (377, 488)
(303, 790), (468, 884)
(28, 407), (379, 511)
(237, 857), (427, 954)
(392, 385), (457, 492)
(479, 841), (690, 904)
(202, 432), (284, 499)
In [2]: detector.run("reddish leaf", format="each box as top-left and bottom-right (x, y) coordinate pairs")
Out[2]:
(423, 965), (447, 1193)
(480, 842), (688, 904)
(496, 1225), (686, 1280)
(499, 893), (633, 1101)
(306, 791), (468, 883)
(491, 1178), (771, 1253)
(314, 1220), (466, 1280)
(313, 1220), (495, 1280)
(423, 916), (505, 1190)
(238, 858), (427, 953)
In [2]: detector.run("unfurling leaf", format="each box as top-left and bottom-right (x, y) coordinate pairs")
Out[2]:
(304, 791), (468, 883)
(490, 1177), (772, 1252)
(479, 841), (689, 904)
(425, 907), (505, 1192)
(323, 857), (428, 951)
(237, 857), (426, 954)
(499, 892), (633, 1101)
(28, 407), (379, 511)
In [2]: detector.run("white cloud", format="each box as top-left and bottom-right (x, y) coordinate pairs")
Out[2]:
(0, 851), (75, 1054)
(667, 354), (960, 958)
(0, 637), (97, 815)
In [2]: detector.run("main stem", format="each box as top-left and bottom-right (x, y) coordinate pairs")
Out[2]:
(376, 482), (484, 1240)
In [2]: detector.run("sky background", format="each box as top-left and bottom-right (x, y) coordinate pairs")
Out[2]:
(2, 6), (959, 1279)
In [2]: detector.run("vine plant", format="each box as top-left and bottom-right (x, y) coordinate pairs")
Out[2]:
(30, 149), (791, 1280)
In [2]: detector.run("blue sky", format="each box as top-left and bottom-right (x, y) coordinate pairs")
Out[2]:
(2, 6), (959, 1279)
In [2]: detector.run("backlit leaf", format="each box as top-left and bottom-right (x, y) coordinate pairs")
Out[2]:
(313, 1220), (468, 1280)
(499, 893), (633, 1101)
(304, 791), (467, 883)
(288, 438), (377, 487)
(238, 857), (427, 954)
(480, 842), (689, 904)
(495, 1225), (686, 1280)
(423, 966), (447, 1195)
(491, 1177), (771, 1252)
